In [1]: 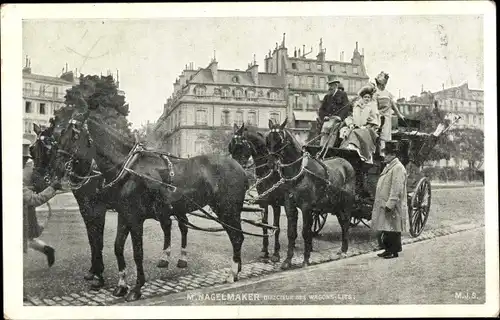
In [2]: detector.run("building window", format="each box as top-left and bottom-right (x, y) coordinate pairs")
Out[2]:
(25, 101), (32, 113)
(194, 140), (207, 155)
(39, 85), (46, 97)
(221, 110), (231, 126)
(319, 77), (326, 90)
(330, 65), (335, 72)
(269, 112), (280, 123)
(247, 111), (257, 126)
(468, 101), (472, 111)
(341, 65), (347, 73)
(39, 103), (46, 115)
(232, 76), (240, 84)
(307, 76), (314, 89)
(305, 63), (310, 70)
(269, 91), (278, 100)
(235, 111), (243, 126)
(291, 63), (297, 69)
(460, 101), (464, 110)
(221, 88), (230, 99)
(24, 120), (32, 133)
(24, 82), (32, 95)
(454, 101), (458, 111)
(246, 89), (256, 100)
(53, 87), (59, 99)
(234, 89), (244, 99)
(316, 64), (323, 71)
(294, 75), (300, 88)
(195, 109), (208, 125)
(353, 66), (358, 74)
(195, 86), (206, 96)
(214, 88), (221, 96)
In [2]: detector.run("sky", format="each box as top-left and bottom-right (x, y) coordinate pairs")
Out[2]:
(22, 15), (484, 129)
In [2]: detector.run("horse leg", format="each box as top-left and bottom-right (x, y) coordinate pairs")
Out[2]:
(112, 214), (129, 297)
(301, 207), (314, 267)
(260, 205), (270, 259)
(89, 205), (107, 289)
(281, 198), (298, 270)
(336, 212), (351, 258)
(157, 214), (172, 269)
(270, 204), (281, 262)
(176, 214), (189, 268)
(125, 221), (146, 302)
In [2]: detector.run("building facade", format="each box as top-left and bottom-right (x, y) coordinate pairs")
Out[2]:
(432, 82), (484, 130)
(22, 60), (77, 143)
(154, 58), (286, 157)
(154, 34), (370, 154)
(264, 35), (370, 143)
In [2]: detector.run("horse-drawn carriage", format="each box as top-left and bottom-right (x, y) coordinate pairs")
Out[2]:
(304, 115), (459, 238)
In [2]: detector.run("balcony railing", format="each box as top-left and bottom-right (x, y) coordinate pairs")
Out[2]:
(167, 94), (285, 112)
(23, 88), (66, 101)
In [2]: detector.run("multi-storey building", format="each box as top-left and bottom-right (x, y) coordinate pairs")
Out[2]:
(22, 59), (77, 143)
(154, 34), (370, 154)
(432, 82), (484, 130)
(154, 58), (286, 157)
(264, 35), (370, 142)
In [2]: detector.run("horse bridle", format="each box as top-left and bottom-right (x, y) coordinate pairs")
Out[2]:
(31, 131), (59, 184)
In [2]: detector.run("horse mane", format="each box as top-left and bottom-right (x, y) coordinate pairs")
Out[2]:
(283, 128), (303, 152)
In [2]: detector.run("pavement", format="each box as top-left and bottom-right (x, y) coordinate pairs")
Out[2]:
(125, 227), (486, 306)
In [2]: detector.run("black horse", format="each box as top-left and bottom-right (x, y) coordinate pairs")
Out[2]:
(228, 123), (291, 262)
(266, 118), (356, 269)
(30, 117), (189, 290)
(52, 104), (248, 301)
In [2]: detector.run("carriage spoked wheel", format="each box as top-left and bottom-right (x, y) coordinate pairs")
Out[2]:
(312, 211), (328, 236)
(409, 177), (432, 237)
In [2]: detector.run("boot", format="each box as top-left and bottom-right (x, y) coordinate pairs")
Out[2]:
(43, 245), (55, 267)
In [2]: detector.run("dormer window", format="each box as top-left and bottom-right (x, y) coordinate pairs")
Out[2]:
(341, 65), (347, 73)
(194, 85), (206, 96)
(305, 63), (311, 70)
(330, 65), (335, 72)
(353, 66), (358, 74)
(317, 64), (323, 71)
(291, 63), (297, 70)
(232, 76), (240, 83)
(234, 89), (243, 99)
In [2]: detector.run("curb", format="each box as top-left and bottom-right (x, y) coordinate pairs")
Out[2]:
(24, 222), (484, 306)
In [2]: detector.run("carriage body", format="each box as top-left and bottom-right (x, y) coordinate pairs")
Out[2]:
(306, 117), (439, 237)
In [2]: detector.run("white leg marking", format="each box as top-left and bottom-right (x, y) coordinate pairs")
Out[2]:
(118, 270), (127, 287)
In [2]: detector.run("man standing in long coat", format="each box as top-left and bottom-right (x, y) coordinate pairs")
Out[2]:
(371, 140), (409, 259)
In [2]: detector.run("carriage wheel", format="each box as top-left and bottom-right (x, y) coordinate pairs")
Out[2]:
(409, 177), (431, 237)
(350, 216), (362, 227)
(312, 211), (328, 236)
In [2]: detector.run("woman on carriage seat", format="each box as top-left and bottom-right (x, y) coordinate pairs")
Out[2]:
(372, 71), (406, 156)
(339, 85), (380, 164)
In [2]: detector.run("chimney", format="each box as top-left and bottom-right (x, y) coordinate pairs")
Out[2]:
(65, 63), (68, 73)
(302, 45), (305, 57)
(173, 78), (180, 93)
(209, 58), (218, 82)
(298, 48), (301, 57)
(247, 54), (259, 85)
(282, 33), (286, 48)
(442, 83), (445, 90)
(23, 55), (32, 74)
(316, 38), (325, 62)
(116, 69), (120, 87)
(294, 47), (297, 58)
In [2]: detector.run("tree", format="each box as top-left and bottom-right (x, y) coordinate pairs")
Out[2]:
(448, 128), (484, 172)
(207, 128), (234, 155)
(59, 74), (133, 139)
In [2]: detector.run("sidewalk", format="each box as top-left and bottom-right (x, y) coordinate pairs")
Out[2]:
(131, 228), (487, 307)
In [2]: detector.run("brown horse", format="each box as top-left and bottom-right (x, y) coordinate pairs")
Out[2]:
(266, 118), (356, 269)
(52, 104), (248, 301)
(29, 118), (189, 290)
(228, 123), (290, 262)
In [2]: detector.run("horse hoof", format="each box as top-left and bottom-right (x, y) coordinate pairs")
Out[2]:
(112, 286), (128, 297)
(90, 277), (105, 290)
(157, 259), (170, 269)
(125, 291), (142, 302)
(226, 273), (235, 283)
(280, 260), (292, 270)
(270, 254), (280, 263)
(336, 251), (347, 258)
(177, 259), (188, 269)
(84, 272), (95, 281)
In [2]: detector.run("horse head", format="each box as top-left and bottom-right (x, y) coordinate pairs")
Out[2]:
(53, 108), (95, 181)
(228, 123), (255, 166)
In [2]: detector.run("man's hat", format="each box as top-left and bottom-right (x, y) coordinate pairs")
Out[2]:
(327, 75), (341, 84)
(382, 140), (400, 154)
(23, 138), (32, 158)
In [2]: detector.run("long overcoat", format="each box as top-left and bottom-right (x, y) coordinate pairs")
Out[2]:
(371, 157), (410, 233)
